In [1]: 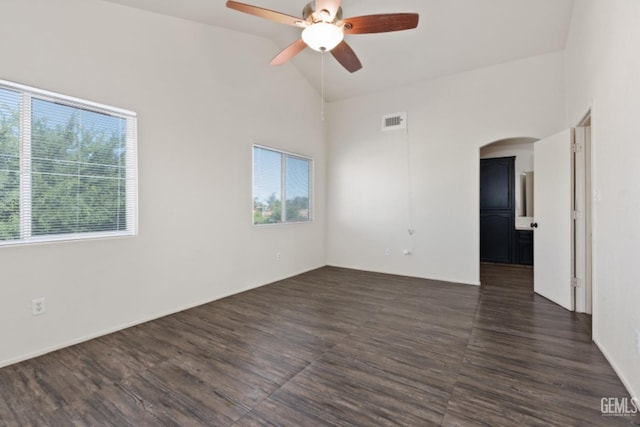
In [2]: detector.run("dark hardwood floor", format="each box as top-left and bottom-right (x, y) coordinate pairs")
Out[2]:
(0, 265), (637, 426)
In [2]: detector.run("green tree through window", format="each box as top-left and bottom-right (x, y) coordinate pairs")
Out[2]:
(0, 88), (20, 240)
(0, 82), (137, 245)
(253, 146), (312, 225)
(31, 99), (127, 235)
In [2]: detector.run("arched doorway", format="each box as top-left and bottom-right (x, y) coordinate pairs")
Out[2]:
(479, 137), (538, 265)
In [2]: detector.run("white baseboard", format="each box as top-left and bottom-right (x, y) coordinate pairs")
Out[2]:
(594, 338), (639, 400)
(326, 263), (481, 286)
(0, 264), (325, 369)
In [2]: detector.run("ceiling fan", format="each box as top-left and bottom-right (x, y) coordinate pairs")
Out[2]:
(226, 0), (419, 73)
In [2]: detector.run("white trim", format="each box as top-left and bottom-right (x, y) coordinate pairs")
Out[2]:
(594, 338), (639, 401)
(573, 108), (594, 317)
(0, 264), (325, 369)
(0, 79), (135, 118)
(326, 263), (482, 286)
(252, 143), (312, 161)
(0, 230), (135, 248)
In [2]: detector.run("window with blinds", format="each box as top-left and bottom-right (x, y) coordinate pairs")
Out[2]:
(0, 79), (137, 245)
(253, 145), (312, 225)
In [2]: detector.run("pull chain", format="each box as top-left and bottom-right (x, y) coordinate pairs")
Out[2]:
(321, 50), (325, 121)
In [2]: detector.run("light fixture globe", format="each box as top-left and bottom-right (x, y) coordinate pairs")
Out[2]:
(301, 22), (344, 52)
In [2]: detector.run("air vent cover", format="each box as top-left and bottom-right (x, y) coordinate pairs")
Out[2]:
(382, 112), (407, 131)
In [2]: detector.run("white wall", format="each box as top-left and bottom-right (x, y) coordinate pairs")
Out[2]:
(326, 52), (565, 285)
(480, 142), (534, 174)
(565, 0), (640, 398)
(0, 0), (326, 367)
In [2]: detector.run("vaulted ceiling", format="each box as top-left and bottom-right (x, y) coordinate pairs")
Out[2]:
(102, 0), (575, 101)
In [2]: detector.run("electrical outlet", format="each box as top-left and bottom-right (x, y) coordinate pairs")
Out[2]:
(276, 252), (281, 261)
(384, 248), (391, 256)
(32, 297), (46, 316)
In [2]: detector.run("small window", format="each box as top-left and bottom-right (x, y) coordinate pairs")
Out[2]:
(253, 145), (312, 225)
(0, 79), (137, 246)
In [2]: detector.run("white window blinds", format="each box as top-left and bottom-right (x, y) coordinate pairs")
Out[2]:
(0, 79), (137, 245)
(253, 145), (312, 225)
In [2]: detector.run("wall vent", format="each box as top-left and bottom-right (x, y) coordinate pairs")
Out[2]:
(382, 112), (407, 131)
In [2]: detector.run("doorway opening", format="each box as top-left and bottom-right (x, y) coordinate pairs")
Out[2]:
(479, 137), (538, 268)
(480, 123), (594, 319)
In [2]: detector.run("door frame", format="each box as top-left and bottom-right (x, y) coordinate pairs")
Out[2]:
(574, 112), (593, 314)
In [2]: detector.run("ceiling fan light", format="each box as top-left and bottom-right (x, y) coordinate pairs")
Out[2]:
(301, 22), (344, 52)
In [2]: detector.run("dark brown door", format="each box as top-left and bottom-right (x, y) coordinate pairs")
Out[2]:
(480, 157), (515, 263)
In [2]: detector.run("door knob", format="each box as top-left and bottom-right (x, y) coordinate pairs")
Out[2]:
(530, 222), (538, 228)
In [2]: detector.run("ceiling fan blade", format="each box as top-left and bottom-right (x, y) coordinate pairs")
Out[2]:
(270, 39), (308, 66)
(331, 41), (362, 73)
(343, 13), (419, 34)
(315, 0), (342, 21)
(226, 1), (305, 28)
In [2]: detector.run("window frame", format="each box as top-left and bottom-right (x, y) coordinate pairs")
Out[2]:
(0, 79), (138, 247)
(252, 144), (313, 226)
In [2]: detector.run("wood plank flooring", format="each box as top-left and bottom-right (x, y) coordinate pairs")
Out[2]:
(1, 265), (637, 426)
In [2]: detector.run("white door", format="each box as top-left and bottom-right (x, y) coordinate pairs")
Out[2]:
(533, 129), (573, 310)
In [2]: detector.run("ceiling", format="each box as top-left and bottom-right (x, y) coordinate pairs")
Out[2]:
(101, 0), (575, 101)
